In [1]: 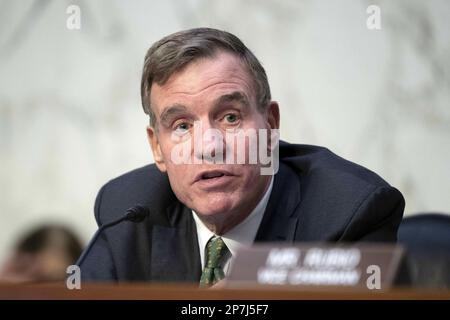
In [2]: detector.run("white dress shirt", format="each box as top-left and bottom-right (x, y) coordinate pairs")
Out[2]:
(192, 177), (274, 275)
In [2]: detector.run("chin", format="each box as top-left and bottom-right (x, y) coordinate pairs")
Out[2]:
(193, 196), (236, 217)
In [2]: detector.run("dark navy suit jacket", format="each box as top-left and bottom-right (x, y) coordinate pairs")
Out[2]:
(80, 142), (405, 282)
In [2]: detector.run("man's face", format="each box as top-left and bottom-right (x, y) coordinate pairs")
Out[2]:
(147, 51), (279, 233)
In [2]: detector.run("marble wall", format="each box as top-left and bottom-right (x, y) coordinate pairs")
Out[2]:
(0, 0), (449, 263)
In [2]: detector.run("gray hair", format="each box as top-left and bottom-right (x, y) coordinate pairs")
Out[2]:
(140, 27), (271, 127)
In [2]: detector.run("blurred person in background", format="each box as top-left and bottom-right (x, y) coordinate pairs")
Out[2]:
(0, 225), (83, 283)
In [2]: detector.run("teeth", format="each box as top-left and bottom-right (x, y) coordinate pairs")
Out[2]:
(203, 172), (225, 179)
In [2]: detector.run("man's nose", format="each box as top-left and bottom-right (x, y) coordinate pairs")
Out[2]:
(193, 121), (225, 163)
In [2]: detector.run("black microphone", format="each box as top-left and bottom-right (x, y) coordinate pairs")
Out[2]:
(76, 205), (150, 267)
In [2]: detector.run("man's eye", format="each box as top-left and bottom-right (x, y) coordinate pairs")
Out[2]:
(174, 122), (191, 133)
(224, 114), (239, 123)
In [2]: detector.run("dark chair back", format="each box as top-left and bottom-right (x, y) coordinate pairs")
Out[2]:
(398, 213), (450, 288)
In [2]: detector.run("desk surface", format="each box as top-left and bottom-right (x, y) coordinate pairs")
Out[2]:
(0, 283), (449, 300)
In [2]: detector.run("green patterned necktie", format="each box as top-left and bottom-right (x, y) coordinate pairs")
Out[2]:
(199, 236), (230, 287)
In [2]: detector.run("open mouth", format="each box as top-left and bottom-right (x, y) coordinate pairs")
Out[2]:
(201, 172), (225, 180)
(194, 170), (235, 189)
(194, 170), (234, 183)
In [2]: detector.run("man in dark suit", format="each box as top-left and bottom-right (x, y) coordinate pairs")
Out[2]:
(79, 28), (405, 284)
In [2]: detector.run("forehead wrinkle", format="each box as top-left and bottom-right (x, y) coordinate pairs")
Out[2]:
(212, 91), (250, 110)
(151, 53), (258, 121)
(168, 76), (253, 98)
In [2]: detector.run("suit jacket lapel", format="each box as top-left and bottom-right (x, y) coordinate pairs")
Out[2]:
(150, 201), (202, 282)
(255, 162), (302, 242)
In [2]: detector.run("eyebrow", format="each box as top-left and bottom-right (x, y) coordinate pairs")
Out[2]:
(212, 91), (250, 111)
(159, 103), (189, 127)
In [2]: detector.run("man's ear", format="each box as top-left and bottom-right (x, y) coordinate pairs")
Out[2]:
(146, 126), (167, 172)
(265, 101), (280, 156)
(266, 101), (280, 129)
